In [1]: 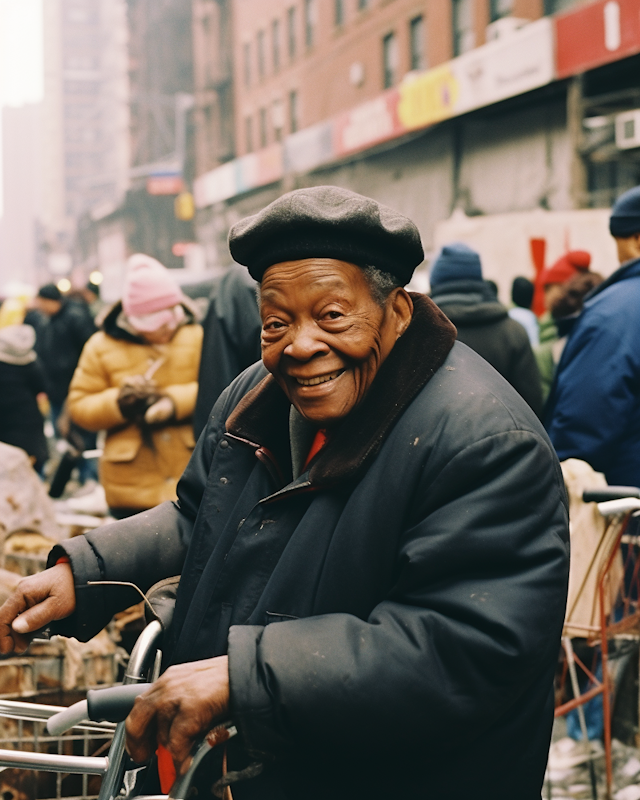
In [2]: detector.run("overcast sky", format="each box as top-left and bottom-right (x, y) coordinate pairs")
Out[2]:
(0, 0), (44, 217)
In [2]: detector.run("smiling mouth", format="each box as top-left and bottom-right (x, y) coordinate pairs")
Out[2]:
(294, 369), (345, 386)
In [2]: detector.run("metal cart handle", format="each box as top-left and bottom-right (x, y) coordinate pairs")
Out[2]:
(47, 683), (153, 735)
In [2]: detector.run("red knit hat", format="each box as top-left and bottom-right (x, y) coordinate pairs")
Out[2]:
(540, 250), (591, 287)
(122, 254), (185, 317)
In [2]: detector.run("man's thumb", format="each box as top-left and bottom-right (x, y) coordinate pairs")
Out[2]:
(12, 598), (57, 634)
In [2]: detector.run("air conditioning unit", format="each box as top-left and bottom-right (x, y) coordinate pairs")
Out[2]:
(615, 110), (640, 150)
(485, 17), (529, 42)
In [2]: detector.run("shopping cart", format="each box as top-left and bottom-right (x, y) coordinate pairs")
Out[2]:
(553, 484), (640, 800)
(0, 619), (235, 800)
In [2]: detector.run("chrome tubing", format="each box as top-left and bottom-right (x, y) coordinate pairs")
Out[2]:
(46, 700), (89, 736)
(0, 748), (108, 774)
(0, 699), (115, 733)
(125, 620), (163, 683)
(98, 620), (163, 800)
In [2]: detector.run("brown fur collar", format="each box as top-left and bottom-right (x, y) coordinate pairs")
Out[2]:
(226, 293), (456, 487)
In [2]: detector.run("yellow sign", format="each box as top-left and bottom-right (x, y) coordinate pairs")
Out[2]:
(174, 191), (196, 221)
(398, 66), (460, 131)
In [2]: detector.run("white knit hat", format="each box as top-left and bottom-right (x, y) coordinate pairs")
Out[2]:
(0, 324), (37, 365)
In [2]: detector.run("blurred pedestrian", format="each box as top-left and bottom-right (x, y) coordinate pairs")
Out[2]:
(536, 271), (603, 402)
(0, 325), (48, 472)
(537, 251), (591, 344)
(33, 283), (96, 432)
(546, 186), (640, 485)
(193, 264), (261, 438)
(430, 242), (543, 416)
(508, 276), (539, 347)
(67, 280), (105, 321)
(67, 255), (203, 518)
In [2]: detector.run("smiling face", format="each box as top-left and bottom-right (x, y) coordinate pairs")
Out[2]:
(260, 258), (413, 427)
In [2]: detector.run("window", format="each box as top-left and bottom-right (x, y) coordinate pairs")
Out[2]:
(259, 107), (268, 148)
(245, 116), (253, 153)
(287, 7), (296, 58)
(272, 100), (284, 142)
(289, 89), (299, 133)
(544, 0), (582, 12)
(409, 15), (426, 71)
(335, 0), (344, 26)
(452, 0), (475, 56)
(304, 0), (315, 48)
(382, 32), (397, 89)
(243, 42), (251, 87)
(257, 29), (266, 78)
(490, 0), (514, 21)
(272, 19), (281, 71)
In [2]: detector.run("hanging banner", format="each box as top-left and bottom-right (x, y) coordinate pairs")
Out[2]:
(333, 90), (402, 158)
(398, 65), (460, 130)
(284, 121), (334, 173)
(398, 18), (554, 131)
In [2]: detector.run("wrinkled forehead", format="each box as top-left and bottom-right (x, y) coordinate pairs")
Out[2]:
(259, 258), (369, 304)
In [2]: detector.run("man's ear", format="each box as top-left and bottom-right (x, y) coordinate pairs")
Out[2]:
(388, 288), (413, 338)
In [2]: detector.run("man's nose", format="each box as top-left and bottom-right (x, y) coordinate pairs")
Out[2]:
(283, 321), (329, 361)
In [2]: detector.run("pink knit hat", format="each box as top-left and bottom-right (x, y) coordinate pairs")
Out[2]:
(122, 254), (185, 319)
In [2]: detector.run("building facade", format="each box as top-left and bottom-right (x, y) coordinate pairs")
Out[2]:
(0, 104), (44, 287)
(231, 0), (544, 157)
(190, 0), (640, 293)
(41, 0), (130, 281)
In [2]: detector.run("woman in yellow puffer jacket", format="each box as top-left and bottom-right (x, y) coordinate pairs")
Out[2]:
(67, 255), (203, 518)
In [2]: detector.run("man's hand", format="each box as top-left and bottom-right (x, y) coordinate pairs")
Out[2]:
(0, 564), (76, 654)
(125, 657), (230, 773)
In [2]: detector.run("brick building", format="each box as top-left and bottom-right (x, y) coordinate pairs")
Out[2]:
(188, 0), (640, 295)
(232, 0), (544, 156)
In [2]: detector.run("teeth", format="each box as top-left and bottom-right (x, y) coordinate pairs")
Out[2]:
(296, 370), (343, 386)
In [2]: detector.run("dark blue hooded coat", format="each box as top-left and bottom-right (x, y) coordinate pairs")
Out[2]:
(545, 257), (640, 485)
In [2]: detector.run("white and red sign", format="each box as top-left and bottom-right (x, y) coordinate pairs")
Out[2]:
(147, 173), (184, 196)
(556, 0), (640, 79)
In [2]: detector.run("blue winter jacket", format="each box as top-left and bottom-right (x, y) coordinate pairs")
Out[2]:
(545, 257), (640, 486)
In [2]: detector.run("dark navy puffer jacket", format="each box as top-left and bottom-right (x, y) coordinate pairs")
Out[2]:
(50, 296), (568, 800)
(545, 257), (640, 486)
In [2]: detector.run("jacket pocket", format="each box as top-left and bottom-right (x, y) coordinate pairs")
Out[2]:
(102, 428), (142, 462)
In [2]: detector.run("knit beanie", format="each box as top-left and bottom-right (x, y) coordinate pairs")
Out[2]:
(37, 283), (62, 301)
(429, 242), (483, 287)
(610, 186), (640, 237)
(539, 250), (591, 287)
(122, 254), (185, 320)
(511, 276), (534, 309)
(0, 324), (37, 365)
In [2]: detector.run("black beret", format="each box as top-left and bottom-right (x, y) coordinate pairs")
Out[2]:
(228, 186), (424, 284)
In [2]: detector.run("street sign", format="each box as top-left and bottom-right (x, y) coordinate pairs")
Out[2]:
(147, 174), (184, 196)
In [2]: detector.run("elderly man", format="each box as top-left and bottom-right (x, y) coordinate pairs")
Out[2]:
(0, 187), (568, 800)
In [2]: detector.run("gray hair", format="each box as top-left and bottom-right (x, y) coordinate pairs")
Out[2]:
(361, 265), (401, 306)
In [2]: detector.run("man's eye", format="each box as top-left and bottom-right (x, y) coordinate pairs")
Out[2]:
(264, 320), (286, 331)
(325, 310), (343, 320)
